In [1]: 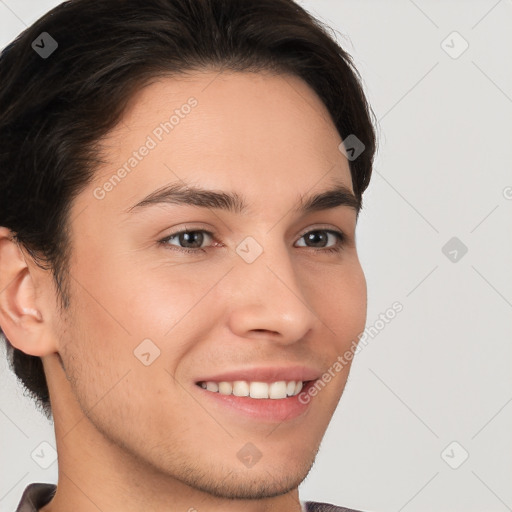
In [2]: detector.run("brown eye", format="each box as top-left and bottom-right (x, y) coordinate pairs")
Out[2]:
(303, 231), (328, 248)
(295, 229), (345, 251)
(159, 230), (214, 252)
(176, 231), (206, 248)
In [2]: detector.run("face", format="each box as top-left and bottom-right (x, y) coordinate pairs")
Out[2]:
(50, 70), (367, 499)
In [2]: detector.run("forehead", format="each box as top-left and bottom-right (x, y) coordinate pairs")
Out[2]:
(80, 70), (353, 217)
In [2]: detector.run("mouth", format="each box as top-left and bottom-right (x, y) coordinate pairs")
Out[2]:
(194, 378), (318, 423)
(195, 379), (308, 399)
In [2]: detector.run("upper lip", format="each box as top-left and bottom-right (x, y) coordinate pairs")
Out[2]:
(195, 365), (322, 384)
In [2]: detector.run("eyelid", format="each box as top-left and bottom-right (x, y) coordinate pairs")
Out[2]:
(158, 223), (214, 241)
(295, 223), (345, 239)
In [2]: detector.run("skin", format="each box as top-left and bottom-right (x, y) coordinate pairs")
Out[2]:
(0, 70), (367, 512)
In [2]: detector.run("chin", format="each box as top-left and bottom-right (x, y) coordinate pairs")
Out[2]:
(161, 447), (319, 500)
(189, 464), (313, 500)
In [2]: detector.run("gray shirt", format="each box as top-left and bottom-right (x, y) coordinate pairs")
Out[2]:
(14, 483), (366, 512)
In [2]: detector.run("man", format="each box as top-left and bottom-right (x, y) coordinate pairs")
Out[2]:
(0, 0), (376, 510)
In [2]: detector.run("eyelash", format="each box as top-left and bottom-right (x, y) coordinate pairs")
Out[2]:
(158, 228), (346, 254)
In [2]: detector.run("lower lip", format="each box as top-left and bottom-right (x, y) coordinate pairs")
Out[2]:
(195, 381), (317, 422)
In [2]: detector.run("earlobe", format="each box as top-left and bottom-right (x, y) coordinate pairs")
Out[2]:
(21, 307), (43, 321)
(0, 227), (57, 357)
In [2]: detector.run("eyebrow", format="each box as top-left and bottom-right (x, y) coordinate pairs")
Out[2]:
(125, 181), (360, 216)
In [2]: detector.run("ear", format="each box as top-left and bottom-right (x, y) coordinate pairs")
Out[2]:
(0, 227), (58, 356)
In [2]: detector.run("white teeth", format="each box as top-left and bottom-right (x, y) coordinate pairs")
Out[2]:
(250, 382), (269, 399)
(200, 380), (305, 399)
(269, 381), (287, 399)
(218, 382), (232, 395)
(286, 381), (296, 396)
(232, 380), (249, 397)
(206, 381), (219, 392)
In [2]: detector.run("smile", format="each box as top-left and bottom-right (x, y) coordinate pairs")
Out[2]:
(197, 380), (305, 399)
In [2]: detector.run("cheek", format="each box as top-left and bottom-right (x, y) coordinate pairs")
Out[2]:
(123, 263), (232, 345)
(72, 245), (218, 345)
(300, 259), (366, 409)
(61, 256), (231, 422)
(340, 263), (367, 336)
(304, 258), (367, 346)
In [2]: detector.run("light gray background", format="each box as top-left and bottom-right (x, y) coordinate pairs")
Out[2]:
(1, 1), (511, 511)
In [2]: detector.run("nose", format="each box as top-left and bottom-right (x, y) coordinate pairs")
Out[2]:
(224, 240), (321, 345)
